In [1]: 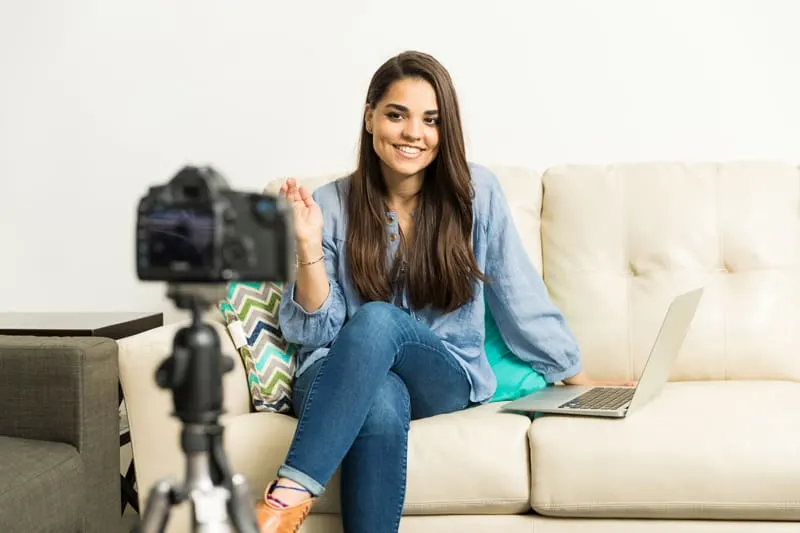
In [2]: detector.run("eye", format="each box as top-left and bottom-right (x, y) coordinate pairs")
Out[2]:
(386, 112), (403, 121)
(424, 116), (439, 125)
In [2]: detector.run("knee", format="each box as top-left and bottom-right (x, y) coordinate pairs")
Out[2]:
(359, 373), (410, 438)
(350, 301), (401, 330)
(332, 302), (408, 365)
(340, 302), (408, 345)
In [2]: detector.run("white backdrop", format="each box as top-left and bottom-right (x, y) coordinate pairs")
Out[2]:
(1, 0), (798, 322)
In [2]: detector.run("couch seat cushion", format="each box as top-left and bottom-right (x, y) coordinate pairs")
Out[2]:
(0, 436), (83, 533)
(529, 381), (800, 520)
(225, 402), (533, 515)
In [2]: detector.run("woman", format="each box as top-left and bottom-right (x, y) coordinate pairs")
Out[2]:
(257, 50), (610, 533)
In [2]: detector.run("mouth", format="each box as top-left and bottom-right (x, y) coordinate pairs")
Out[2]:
(393, 144), (425, 158)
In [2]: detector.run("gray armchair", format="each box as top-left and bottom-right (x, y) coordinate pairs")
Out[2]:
(0, 336), (121, 533)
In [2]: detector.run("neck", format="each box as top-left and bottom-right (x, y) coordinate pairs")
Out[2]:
(382, 165), (423, 213)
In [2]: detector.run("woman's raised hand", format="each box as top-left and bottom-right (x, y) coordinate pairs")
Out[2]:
(279, 178), (324, 246)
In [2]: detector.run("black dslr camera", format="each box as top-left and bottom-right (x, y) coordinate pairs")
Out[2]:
(136, 164), (294, 284)
(133, 164), (294, 533)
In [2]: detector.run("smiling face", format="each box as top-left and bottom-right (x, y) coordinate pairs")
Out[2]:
(364, 77), (440, 184)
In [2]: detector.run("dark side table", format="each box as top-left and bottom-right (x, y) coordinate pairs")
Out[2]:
(0, 311), (164, 516)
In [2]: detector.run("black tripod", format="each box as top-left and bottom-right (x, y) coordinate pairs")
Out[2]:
(137, 284), (260, 533)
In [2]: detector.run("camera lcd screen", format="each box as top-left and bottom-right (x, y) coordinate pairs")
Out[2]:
(141, 207), (215, 270)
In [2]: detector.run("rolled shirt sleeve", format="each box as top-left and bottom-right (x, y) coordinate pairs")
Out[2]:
(482, 175), (582, 383)
(279, 233), (347, 350)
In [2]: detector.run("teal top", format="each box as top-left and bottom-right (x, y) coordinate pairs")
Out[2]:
(484, 298), (549, 402)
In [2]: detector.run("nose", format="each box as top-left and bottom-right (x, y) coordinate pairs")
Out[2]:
(402, 119), (422, 141)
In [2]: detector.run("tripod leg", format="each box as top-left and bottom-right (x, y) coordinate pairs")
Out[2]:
(228, 474), (260, 533)
(207, 429), (260, 533)
(139, 479), (177, 533)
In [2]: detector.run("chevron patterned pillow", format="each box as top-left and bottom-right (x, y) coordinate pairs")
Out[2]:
(218, 281), (296, 414)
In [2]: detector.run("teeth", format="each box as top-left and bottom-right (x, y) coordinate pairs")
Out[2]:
(397, 145), (421, 154)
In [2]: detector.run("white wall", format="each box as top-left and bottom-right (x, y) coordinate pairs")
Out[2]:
(2, 0), (799, 322)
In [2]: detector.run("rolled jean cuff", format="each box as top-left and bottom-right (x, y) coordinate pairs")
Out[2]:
(277, 463), (325, 497)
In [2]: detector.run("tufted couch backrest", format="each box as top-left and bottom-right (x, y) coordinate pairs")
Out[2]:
(540, 161), (800, 382)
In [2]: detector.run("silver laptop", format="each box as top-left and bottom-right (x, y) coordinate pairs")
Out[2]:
(501, 287), (704, 419)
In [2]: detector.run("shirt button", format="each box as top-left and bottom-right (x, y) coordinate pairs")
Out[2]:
(385, 216), (393, 224)
(389, 234), (397, 242)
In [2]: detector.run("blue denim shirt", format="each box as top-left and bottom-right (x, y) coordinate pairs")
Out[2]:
(279, 163), (582, 403)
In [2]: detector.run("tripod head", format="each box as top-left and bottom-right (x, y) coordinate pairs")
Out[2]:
(137, 283), (260, 533)
(158, 284), (232, 428)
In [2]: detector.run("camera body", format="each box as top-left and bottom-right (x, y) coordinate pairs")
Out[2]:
(136, 165), (294, 284)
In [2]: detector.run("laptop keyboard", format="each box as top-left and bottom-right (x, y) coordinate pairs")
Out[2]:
(559, 387), (635, 411)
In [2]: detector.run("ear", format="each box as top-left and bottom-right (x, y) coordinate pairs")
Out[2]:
(364, 104), (374, 134)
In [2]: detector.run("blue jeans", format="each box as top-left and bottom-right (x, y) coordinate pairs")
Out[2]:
(277, 301), (472, 533)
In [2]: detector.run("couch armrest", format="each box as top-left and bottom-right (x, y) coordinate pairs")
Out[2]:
(0, 335), (120, 533)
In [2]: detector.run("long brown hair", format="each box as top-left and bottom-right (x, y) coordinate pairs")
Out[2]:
(346, 50), (485, 314)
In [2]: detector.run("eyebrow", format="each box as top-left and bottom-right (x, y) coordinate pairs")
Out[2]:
(386, 103), (439, 115)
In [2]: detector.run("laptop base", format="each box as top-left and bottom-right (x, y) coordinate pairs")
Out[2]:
(500, 384), (632, 418)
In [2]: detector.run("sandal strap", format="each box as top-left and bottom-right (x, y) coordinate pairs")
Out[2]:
(273, 484), (310, 492)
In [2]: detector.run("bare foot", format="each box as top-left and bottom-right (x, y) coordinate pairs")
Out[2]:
(268, 478), (312, 506)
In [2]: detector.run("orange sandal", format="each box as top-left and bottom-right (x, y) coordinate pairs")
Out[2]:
(256, 481), (315, 533)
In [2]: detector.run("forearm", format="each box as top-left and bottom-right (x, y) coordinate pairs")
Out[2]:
(294, 240), (331, 312)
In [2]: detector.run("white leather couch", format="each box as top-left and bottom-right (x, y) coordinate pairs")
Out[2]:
(118, 160), (800, 533)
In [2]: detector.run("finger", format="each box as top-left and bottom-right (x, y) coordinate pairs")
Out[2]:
(298, 186), (316, 208)
(286, 185), (302, 204)
(286, 179), (303, 200)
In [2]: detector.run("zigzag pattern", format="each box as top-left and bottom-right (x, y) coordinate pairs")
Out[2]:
(229, 283), (282, 323)
(247, 321), (284, 348)
(219, 281), (296, 414)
